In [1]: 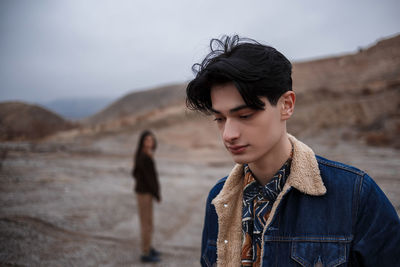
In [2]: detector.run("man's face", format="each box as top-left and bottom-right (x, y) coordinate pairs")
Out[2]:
(210, 83), (288, 165)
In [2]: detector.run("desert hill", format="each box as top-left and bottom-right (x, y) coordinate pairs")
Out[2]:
(84, 83), (186, 126)
(290, 35), (400, 147)
(293, 34), (400, 93)
(41, 97), (115, 119)
(0, 102), (74, 141)
(79, 34), (400, 148)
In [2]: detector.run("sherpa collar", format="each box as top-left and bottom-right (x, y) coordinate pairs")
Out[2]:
(211, 134), (326, 266)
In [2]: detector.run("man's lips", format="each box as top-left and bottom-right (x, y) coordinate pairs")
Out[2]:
(227, 144), (249, 154)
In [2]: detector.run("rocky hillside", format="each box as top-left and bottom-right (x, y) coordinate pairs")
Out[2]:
(292, 34), (400, 93)
(290, 34), (400, 147)
(84, 83), (186, 126)
(0, 102), (74, 141)
(80, 34), (400, 148)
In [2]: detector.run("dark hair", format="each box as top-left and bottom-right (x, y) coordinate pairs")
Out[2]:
(134, 130), (157, 162)
(186, 35), (292, 113)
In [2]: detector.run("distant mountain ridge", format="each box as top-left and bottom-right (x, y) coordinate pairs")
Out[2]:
(41, 97), (115, 120)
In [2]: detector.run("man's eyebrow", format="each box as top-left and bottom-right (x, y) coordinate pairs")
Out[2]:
(210, 105), (250, 114)
(230, 105), (250, 113)
(210, 108), (221, 114)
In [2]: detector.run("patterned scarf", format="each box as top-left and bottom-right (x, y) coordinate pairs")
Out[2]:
(241, 155), (292, 266)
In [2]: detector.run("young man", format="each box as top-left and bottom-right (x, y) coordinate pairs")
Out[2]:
(186, 35), (400, 267)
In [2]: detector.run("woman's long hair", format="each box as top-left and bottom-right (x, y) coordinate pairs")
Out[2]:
(134, 130), (157, 164)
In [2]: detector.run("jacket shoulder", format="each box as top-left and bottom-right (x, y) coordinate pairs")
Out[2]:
(316, 155), (366, 177)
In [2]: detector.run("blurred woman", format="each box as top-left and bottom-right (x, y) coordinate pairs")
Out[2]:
(132, 130), (161, 263)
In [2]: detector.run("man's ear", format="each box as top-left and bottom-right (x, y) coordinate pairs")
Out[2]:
(280, 91), (295, 120)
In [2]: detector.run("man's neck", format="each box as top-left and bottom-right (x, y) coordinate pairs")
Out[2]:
(248, 133), (292, 186)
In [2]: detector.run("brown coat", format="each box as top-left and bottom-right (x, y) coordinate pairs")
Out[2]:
(133, 154), (161, 201)
(211, 134), (327, 266)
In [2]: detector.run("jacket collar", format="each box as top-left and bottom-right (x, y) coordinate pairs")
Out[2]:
(214, 134), (326, 205)
(286, 134), (326, 195)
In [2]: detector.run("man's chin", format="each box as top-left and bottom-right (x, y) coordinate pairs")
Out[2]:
(230, 154), (252, 164)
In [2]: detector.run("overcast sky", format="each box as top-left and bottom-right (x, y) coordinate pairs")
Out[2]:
(0, 0), (399, 103)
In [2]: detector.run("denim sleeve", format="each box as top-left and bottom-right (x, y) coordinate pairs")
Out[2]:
(351, 174), (400, 266)
(200, 178), (225, 267)
(200, 192), (212, 267)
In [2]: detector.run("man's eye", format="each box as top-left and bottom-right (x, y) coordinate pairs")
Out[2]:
(239, 114), (253, 119)
(214, 117), (225, 122)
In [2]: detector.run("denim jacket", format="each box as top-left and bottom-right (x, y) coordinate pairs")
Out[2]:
(201, 135), (400, 266)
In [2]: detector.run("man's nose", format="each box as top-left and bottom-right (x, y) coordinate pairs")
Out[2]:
(222, 119), (240, 143)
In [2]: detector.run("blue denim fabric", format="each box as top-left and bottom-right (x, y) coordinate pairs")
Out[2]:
(200, 155), (400, 267)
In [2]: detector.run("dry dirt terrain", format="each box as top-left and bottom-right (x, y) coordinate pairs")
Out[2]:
(0, 121), (231, 266)
(1, 118), (399, 266)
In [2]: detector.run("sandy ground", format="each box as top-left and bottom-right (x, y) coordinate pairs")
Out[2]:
(0, 131), (232, 267)
(0, 128), (399, 266)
